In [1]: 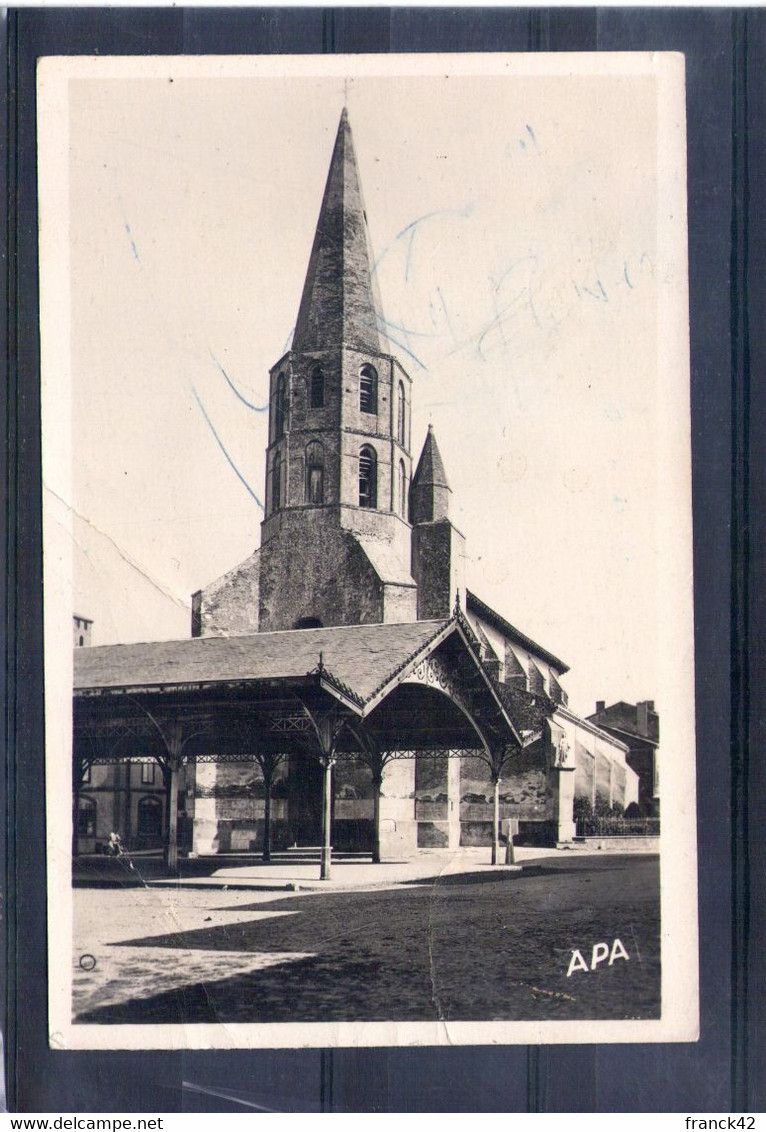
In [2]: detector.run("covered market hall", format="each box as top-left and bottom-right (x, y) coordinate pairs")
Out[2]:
(73, 606), (560, 879)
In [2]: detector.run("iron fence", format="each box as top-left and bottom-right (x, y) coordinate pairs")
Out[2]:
(575, 816), (660, 837)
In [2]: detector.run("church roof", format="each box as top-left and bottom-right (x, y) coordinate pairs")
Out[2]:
(74, 619), (449, 707)
(412, 425), (450, 491)
(493, 682), (554, 737)
(292, 108), (383, 356)
(466, 590), (569, 674)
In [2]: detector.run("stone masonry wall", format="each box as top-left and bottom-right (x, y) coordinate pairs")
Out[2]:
(415, 754), (450, 848)
(192, 549), (261, 637)
(192, 761), (290, 854)
(412, 520), (466, 621)
(258, 508), (384, 631)
(575, 742), (595, 804)
(459, 748), (551, 845)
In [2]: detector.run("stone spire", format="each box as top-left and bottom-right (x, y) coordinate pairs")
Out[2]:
(410, 425), (451, 524)
(292, 108), (383, 356)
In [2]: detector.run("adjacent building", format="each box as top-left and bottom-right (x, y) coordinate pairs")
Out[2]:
(587, 700), (660, 815)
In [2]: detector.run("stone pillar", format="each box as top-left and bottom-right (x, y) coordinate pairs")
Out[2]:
(552, 766), (576, 844)
(378, 759), (417, 858)
(192, 763), (220, 854)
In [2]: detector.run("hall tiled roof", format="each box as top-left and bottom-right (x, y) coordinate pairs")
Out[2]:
(74, 620), (449, 706)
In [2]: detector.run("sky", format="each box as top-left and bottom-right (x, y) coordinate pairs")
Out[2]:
(39, 54), (691, 717)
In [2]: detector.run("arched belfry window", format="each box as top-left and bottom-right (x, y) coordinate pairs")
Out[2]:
(399, 459), (407, 518)
(397, 381), (406, 445)
(274, 373), (287, 439)
(305, 441), (324, 505)
(270, 449), (283, 514)
(359, 446), (378, 509)
(359, 364), (378, 415)
(310, 365), (324, 409)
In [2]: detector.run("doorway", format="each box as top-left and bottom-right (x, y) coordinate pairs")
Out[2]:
(136, 795), (163, 848)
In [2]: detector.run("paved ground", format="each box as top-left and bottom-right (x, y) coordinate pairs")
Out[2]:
(72, 852), (660, 1025)
(73, 846), (535, 891)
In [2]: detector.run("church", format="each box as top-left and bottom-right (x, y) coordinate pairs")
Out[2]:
(73, 109), (638, 875)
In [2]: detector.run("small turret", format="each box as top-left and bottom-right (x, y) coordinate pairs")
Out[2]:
(410, 426), (451, 524)
(410, 427), (465, 620)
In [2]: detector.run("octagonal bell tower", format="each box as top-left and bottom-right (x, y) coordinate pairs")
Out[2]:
(258, 109), (417, 631)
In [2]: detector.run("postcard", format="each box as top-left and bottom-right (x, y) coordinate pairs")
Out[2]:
(38, 52), (697, 1049)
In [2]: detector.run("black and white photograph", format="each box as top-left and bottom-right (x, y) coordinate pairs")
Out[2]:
(38, 52), (697, 1049)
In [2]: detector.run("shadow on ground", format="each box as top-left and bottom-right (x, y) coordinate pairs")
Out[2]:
(72, 851), (389, 889)
(74, 855), (661, 1026)
(400, 862), (630, 886)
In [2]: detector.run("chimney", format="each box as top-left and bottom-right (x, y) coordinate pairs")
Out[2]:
(595, 700), (605, 714)
(637, 701), (650, 735)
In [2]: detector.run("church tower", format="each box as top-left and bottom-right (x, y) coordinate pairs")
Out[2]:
(192, 108), (466, 639)
(410, 425), (466, 620)
(257, 109), (418, 631)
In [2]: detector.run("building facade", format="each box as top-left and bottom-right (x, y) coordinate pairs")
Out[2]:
(73, 614), (93, 649)
(74, 613), (171, 853)
(176, 109), (637, 858)
(587, 700), (660, 815)
(75, 759), (169, 854)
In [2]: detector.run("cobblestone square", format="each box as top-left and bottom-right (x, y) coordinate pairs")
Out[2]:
(72, 854), (660, 1025)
